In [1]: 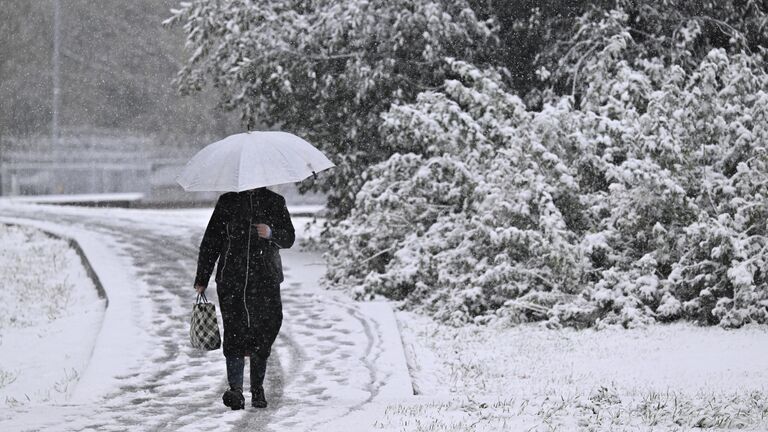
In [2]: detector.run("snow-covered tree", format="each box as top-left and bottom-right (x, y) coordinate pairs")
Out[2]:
(326, 29), (768, 328)
(326, 60), (588, 325)
(164, 0), (495, 218)
(537, 1), (768, 104)
(468, 0), (768, 107)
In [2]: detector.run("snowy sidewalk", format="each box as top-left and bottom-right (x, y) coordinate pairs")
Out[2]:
(0, 203), (412, 432)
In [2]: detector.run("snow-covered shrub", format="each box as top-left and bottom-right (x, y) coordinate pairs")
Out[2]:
(324, 152), (477, 302)
(326, 62), (588, 325)
(663, 52), (768, 327)
(326, 33), (768, 328)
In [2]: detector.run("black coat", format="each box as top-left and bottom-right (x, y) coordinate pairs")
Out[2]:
(195, 188), (295, 358)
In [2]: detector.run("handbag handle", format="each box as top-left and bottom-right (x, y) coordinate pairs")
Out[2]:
(196, 293), (209, 304)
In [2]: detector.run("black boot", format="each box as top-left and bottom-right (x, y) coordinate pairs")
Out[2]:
(222, 387), (245, 410)
(250, 354), (268, 408)
(252, 386), (267, 408)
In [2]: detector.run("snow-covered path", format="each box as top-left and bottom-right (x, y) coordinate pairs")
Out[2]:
(0, 203), (411, 432)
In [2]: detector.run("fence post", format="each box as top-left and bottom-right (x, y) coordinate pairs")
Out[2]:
(90, 160), (97, 194)
(11, 173), (19, 196)
(145, 161), (152, 200)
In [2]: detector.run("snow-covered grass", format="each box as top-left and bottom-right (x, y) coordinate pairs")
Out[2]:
(387, 312), (768, 431)
(0, 226), (76, 328)
(0, 224), (104, 406)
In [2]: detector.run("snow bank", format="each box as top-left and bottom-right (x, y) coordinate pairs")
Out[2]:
(0, 216), (155, 405)
(0, 224), (104, 406)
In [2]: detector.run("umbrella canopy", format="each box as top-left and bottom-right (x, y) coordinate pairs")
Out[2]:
(176, 131), (335, 192)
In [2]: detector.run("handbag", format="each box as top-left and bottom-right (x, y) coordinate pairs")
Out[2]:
(190, 293), (221, 350)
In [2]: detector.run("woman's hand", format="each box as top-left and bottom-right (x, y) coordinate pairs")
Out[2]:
(195, 284), (206, 294)
(254, 223), (272, 239)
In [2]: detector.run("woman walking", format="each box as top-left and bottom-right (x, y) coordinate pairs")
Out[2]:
(194, 186), (295, 410)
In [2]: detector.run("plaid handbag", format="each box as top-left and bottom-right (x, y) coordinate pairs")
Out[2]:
(190, 293), (221, 350)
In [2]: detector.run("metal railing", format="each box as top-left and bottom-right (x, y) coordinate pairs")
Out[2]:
(0, 160), (152, 196)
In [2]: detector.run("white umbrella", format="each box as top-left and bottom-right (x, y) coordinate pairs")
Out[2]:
(176, 131), (335, 192)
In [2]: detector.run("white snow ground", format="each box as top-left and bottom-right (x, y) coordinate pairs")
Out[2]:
(0, 225), (105, 406)
(0, 202), (411, 432)
(0, 200), (766, 431)
(386, 312), (768, 431)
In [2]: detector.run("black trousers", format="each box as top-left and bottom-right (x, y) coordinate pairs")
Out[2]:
(226, 354), (267, 391)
